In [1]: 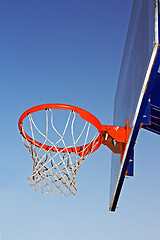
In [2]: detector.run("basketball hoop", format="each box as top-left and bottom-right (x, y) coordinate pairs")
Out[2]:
(18, 103), (130, 197)
(18, 104), (102, 197)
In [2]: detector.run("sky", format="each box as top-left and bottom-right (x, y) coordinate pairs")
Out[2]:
(0, 0), (160, 239)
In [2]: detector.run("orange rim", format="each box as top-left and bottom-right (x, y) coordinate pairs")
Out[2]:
(18, 104), (102, 156)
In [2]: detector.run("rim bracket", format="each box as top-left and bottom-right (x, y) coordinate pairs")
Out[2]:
(101, 119), (131, 154)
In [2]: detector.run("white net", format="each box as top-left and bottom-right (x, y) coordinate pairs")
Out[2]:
(21, 108), (100, 197)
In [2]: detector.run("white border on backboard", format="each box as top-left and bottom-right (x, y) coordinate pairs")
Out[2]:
(110, 0), (159, 211)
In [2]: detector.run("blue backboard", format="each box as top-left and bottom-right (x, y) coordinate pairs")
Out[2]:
(110, 0), (160, 211)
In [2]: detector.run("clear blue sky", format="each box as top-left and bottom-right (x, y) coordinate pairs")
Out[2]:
(1, 0), (160, 239)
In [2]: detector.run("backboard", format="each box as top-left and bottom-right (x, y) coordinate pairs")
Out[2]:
(109, 0), (160, 211)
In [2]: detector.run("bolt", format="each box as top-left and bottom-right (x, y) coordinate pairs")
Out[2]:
(112, 139), (117, 146)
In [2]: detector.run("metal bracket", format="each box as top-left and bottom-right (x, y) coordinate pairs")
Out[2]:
(101, 119), (130, 154)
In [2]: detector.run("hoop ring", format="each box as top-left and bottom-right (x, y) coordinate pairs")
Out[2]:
(18, 104), (102, 156)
